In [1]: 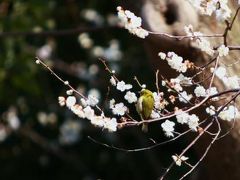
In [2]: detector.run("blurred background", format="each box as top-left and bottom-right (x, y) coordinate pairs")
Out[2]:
(0, 0), (200, 180)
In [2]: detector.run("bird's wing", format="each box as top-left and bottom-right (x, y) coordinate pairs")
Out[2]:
(142, 95), (154, 119)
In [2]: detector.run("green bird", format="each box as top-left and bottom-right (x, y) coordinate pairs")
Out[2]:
(136, 89), (154, 132)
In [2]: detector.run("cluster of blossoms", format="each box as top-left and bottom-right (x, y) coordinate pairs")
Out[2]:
(164, 74), (192, 92)
(217, 44), (229, 57)
(159, 51), (219, 104)
(205, 105), (240, 121)
(58, 94), (118, 132)
(176, 112), (200, 131)
(194, 85), (218, 99)
(78, 33), (123, 62)
(184, 25), (214, 55)
(214, 66), (240, 89)
(109, 77), (136, 115)
(161, 120), (175, 137)
(117, 6), (149, 38)
(152, 92), (168, 111)
(158, 109), (200, 139)
(218, 105), (240, 121)
(109, 75), (204, 139)
(159, 52), (188, 72)
(184, 25), (229, 57)
(189, 0), (232, 21)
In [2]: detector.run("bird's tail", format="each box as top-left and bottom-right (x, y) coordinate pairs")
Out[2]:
(142, 123), (148, 133)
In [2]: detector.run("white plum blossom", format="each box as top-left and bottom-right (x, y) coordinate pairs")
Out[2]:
(176, 74), (192, 85)
(176, 111), (190, 124)
(168, 74), (192, 94)
(188, 0), (232, 21)
(158, 52), (166, 59)
(111, 102), (127, 116)
(104, 118), (118, 132)
(116, 81), (132, 92)
(117, 6), (149, 38)
(215, 3), (231, 21)
(71, 104), (85, 118)
(178, 91), (192, 103)
(188, 114), (199, 131)
(153, 92), (162, 109)
(172, 155), (189, 166)
(161, 120), (175, 137)
(170, 78), (183, 92)
(134, 28), (149, 39)
(83, 106), (95, 120)
(66, 96), (76, 108)
(57, 95), (118, 132)
(176, 112), (199, 130)
(153, 92), (168, 110)
(196, 37), (214, 55)
(194, 85), (207, 97)
(219, 105), (240, 121)
(217, 45), (229, 57)
(88, 88), (101, 100)
(223, 76), (240, 89)
(206, 106), (216, 116)
(215, 66), (227, 80)
(116, 81), (126, 91)
(207, 87), (219, 101)
(150, 110), (161, 118)
(80, 98), (88, 107)
(91, 115), (118, 132)
(66, 89), (73, 95)
(86, 94), (99, 106)
(90, 115), (105, 128)
(165, 52), (187, 72)
(124, 91), (137, 103)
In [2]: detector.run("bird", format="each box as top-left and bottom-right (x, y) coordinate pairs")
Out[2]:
(136, 89), (154, 132)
